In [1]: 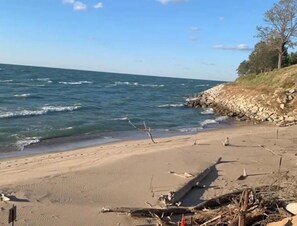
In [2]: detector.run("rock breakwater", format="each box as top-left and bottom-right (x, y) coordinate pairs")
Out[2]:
(186, 84), (297, 126)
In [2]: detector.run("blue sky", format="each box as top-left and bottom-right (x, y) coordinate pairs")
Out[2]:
(0, 0), (279, 81)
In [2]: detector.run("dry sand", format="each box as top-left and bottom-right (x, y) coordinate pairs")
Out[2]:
(0, 123), (296, 225)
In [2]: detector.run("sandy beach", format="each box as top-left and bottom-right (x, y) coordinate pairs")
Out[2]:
(0, 123), (296, 225)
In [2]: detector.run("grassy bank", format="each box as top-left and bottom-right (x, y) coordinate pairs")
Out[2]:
(234, 65), (297, 90)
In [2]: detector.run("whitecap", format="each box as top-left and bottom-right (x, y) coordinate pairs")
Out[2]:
(114, 81), (133, 85)
(59, 127), (73, 131)
(140, 84), (164, 88)
(158, 104), (184, 108)
(201, 108), (214, 115)
(37, 78), (50, 81)
(0, 80), (13, 83)
(0, 105), (81, 119)
(16, 137), (40, 151)
(59, 81), (93, 85)
(178, 127), (202, 133)
(215, 116), (229, 122)
(195, 84), (209, 87)
(14, 94), (31, 97)
(200, 119), (218, 127)
(111, 117), (128, 121)
(114, 82), (163, 88)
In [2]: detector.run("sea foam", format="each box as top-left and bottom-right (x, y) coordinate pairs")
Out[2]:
(158, 104), (184, 108)
(0, 105), (81, 119)
(59, 81), (93, 85)
(14, 94), (31, 97)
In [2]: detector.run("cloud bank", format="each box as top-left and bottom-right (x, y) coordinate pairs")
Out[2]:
(213, 44), (253, 51)
(158, 0), (188, 5)
(63, 0), (87, 11)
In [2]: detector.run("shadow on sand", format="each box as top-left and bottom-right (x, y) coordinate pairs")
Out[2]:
(7, 195), (29, 202)
(180, 160), (235, 207)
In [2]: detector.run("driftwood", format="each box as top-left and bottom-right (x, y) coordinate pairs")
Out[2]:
(127, 118), (156, 144)
(160, 157), (222, 206)
(101, 206), (191, 218)
(102, 185), (279, 218)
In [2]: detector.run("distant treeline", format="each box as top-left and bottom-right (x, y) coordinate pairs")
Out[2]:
(237, 43), (297, 76)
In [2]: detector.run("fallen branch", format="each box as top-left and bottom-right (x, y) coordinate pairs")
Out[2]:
(128, 118), (156, 144)
(160, 157), (222, 206)
(101, 206), (191, 218)
(101, 185), (281, 219)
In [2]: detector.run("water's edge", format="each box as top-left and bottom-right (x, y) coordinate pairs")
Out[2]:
(0, 117), (237, 160)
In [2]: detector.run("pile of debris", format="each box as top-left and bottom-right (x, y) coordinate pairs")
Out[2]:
(102, 158), (297, 226)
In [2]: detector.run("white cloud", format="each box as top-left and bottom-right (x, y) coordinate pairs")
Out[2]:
(63, 0), (75, 3)
(213, 44), (253, 51)
(93, 2), (103, 9)
(73, 1), (87, 11)
(63, 0), (87, 11)
(158, 0), (188, 5)
(189, 26), (199, 32)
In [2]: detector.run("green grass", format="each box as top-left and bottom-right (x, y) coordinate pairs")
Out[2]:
(234, 65), (297, 90)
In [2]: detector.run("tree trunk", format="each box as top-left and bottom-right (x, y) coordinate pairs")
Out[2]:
(278, 52), (282, 69)
(278, 42), (286, 70)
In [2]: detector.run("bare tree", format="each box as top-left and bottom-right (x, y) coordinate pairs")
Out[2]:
(257, 0), (297, 69)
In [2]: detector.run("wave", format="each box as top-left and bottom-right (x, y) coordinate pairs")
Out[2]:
(215, 116), (229, 122)
(200, 116), (229, 127)
(140, 84), (164, 88)
(177, 127), (203, 133)
(195, 84), (209, 87)
(35, 78), (53, 83)
(0, 80), (13, 83)
(200, 119), (218, 127)
(14, 93), (31, 98)
(111, 117), (128, 121)
(16, 137), (40, 151)
(201, 108), (214, 115)
(59, 81), (93, 85)
(114, 81), (164, 88)
(158, 104), (184, 108)
(37, 78), (50, 81)
(59, 127), (73, 131)
(0, 105), (81, 119)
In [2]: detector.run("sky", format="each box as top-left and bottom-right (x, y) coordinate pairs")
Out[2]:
(0, 0), (280, 81)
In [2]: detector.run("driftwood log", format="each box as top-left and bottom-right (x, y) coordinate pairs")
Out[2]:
(102, 185), (279, 218)
(160, 157), (222, 206)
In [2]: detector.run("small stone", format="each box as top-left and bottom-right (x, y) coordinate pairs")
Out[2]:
(280, 104), (285, 109)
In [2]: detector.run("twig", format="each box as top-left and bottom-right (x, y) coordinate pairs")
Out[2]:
(278, 156), (283, 174)
(150, 174), (155, 197)
(200, 215), (221, 226)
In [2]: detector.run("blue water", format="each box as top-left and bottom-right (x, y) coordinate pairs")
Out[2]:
(0, 63), (227, 154)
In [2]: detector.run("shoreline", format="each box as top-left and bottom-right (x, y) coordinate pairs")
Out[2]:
(0, 123), (296, 225)
(0, 116), (236, 160)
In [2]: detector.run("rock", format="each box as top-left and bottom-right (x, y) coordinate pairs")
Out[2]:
(286, 203), (297, 215)
(286, 116), (295, 123)
(287, 95), (294, 101)
(185, 84), (297, 126)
